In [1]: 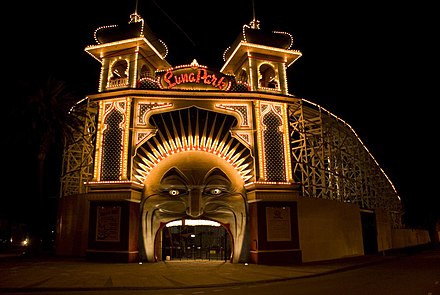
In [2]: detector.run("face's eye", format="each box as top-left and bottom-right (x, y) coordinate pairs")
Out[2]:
(168, 189), (180, 196)
(161, 187), (187, 196)
(204, 187), (228, 196)
(209, 188), (223, 195)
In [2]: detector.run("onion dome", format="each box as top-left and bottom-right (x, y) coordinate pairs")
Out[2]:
(223, 19), (294, 62)
(93, 12), (167, 58)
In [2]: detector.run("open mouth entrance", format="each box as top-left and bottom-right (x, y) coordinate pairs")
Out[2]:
(161, 219), (231, 261)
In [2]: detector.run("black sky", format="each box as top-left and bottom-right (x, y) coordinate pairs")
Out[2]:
(4, 0), (437, 227)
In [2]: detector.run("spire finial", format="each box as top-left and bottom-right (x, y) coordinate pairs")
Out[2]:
(250, 0), (260, 29)
(129, 0), (142, 23)
(129, 11), (143, 23)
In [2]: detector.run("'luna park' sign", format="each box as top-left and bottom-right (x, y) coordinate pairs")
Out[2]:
(158, 64), (231, 91)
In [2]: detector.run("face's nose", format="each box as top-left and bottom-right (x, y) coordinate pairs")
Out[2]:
(186, 188), (203, 218)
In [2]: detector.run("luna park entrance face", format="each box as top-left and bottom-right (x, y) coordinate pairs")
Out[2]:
(161, 219), (231, 261)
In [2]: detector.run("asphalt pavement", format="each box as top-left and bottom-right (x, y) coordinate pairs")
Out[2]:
(0, 251), (406, 292)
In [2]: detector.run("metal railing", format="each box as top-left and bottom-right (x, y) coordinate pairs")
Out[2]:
(162, 246), (229, 261)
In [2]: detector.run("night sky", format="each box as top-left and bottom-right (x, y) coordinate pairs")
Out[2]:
(4, 0), (437, 228)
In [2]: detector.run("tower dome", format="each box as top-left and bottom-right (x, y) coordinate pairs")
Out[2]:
(94, 12), (167, 58)
(223, 19), (294, 62)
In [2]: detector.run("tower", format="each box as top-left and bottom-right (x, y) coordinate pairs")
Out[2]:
(85, 12), (171, 93)
(221, 18), (301, 95)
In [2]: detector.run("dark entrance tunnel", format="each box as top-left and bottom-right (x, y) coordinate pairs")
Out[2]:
(161, 220), (231, 261)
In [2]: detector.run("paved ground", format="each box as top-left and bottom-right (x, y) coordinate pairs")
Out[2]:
(0, 252), (398, 292)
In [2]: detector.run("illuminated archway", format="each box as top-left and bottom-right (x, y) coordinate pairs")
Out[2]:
(134, 107), (253, 263)
(140, 151), (248, 263)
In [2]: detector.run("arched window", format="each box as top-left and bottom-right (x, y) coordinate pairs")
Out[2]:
(259, 64), (278, 89)
(108, 60), (129, 88)
(238, 69), (248, 82)
(140, 65), (153, 79)
(111, 60), (128, 79)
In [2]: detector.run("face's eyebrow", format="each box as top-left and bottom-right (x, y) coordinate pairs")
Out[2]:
(203, 168), (231, 187)
(160, 168), (188, 186)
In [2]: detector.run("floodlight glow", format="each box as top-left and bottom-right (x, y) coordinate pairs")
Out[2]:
(165, 219), (221, 227)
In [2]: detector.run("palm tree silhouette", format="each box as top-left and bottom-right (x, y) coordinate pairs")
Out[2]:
(4, 76), (86, 253)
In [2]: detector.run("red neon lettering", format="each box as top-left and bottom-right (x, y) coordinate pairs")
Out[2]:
(217, 77), (226, 89)
(161, 67), (228, 90)
(188, 72), (195, 82)
(181, 73), (190, 83)
(163, 70), (176, 88)
(211, 74), (219, 87)
(196, 69), (207, 83)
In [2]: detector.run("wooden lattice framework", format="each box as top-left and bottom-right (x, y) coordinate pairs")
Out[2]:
(59, 98), (98, 197)
(288, 99), (403, 228)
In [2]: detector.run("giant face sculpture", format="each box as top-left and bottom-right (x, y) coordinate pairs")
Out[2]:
(141, 151), (248, 263)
